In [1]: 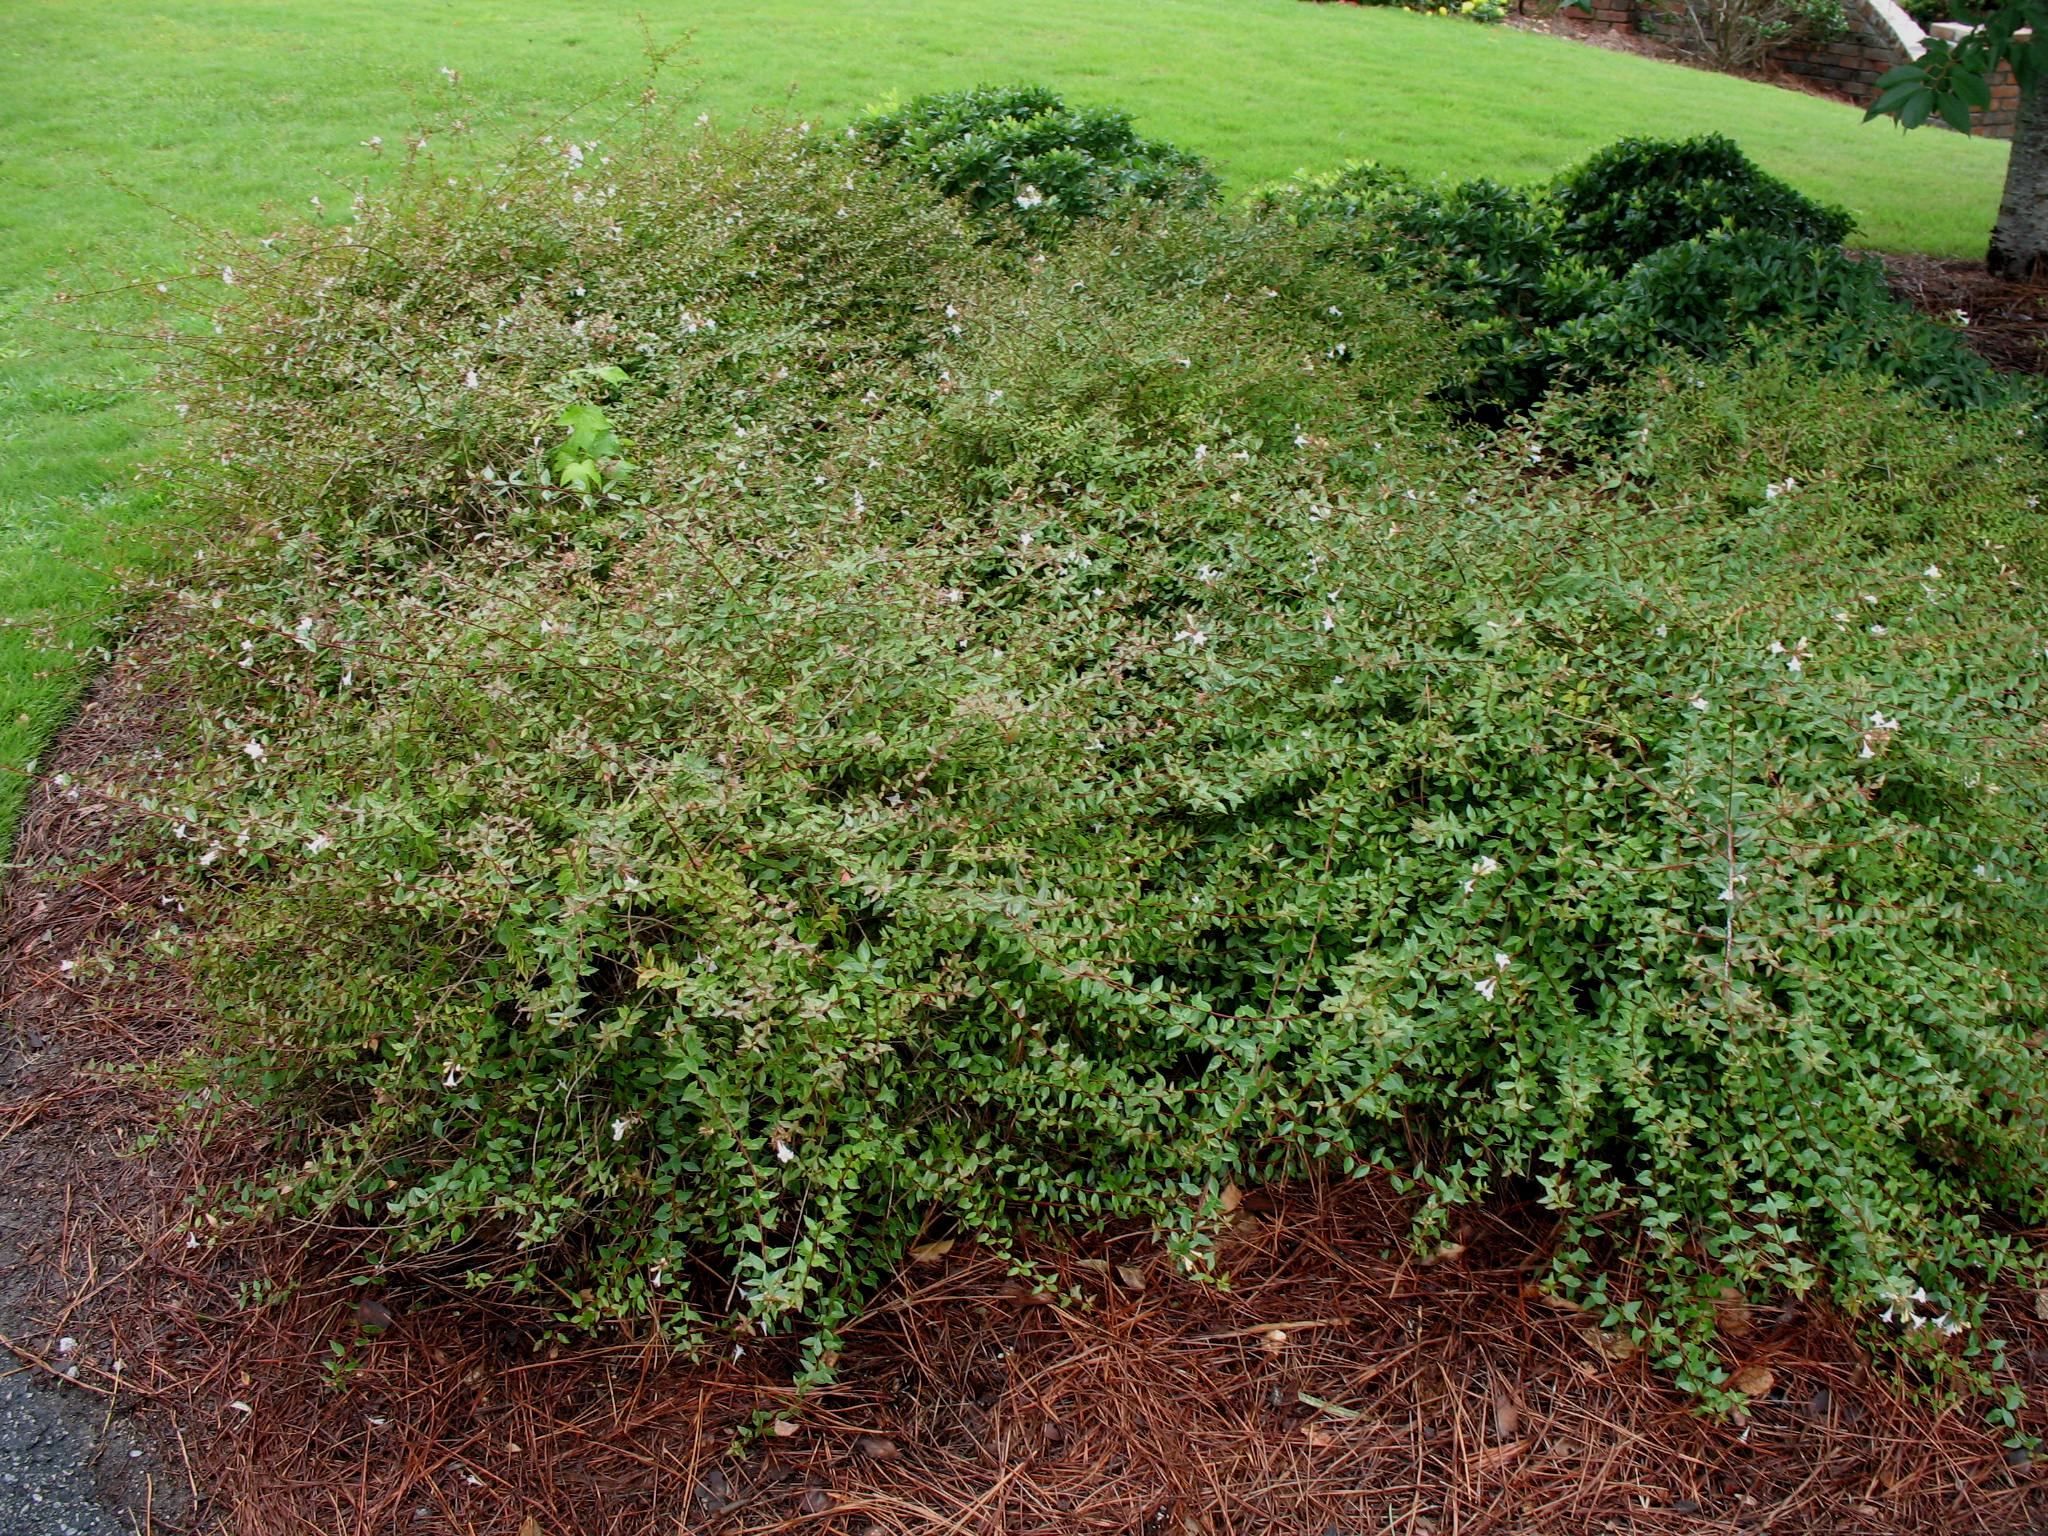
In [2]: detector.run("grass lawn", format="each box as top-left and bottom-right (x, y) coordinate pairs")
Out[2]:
(0, 0), (2014, 851)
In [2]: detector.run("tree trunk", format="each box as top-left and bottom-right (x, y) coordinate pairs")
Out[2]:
(1988, 76), (2048, 281)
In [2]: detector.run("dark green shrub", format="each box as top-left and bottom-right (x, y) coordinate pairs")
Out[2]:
(1258, 138), (2009, 419)
(1562, 230), (2009, 410)
(856, 84), (1216, 236)
(1549, 133), (1856, 272)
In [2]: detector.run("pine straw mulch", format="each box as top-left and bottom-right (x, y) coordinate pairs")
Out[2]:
(1874, 254), (2048, 379)
(3, 648), (2047, 1536)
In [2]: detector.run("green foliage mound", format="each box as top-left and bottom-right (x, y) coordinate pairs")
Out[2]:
(132, 120), (2048, 1404)
(1255, 136), (2012, 417)
(1566, 230), (2001, 410)
(1548, 134), (1856, 272)
(855, 84), (1216, 236)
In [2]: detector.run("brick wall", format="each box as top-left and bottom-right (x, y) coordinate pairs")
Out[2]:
(1573, 0), (2025, 141)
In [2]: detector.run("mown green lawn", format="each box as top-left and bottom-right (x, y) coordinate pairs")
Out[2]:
(0, 0), (2013, 851)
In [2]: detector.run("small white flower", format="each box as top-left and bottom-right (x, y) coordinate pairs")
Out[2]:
(442, 1060), (463, 1089)
(1195, 565), (1220, 584)
(1013, 183), (1046, 210)
(1653, 623), (1668, 638)
(1462, 855), (1500, 895)
(1174, 627), (1208, 648)
(1473, 976), (1498, 1002)
(220, 266), (236, 286)
(1768, 640), (1786, 656)
(57, 1338), (76, 1355)
(241, 740), (266, 761)
(464, 369), (480, 389)
(1868, 711), (1899, 732)
(1689, 696), (1709, 712)
(1869, 624), (1887, 637)
(1192, 444), (1208, 464)
(1923, 565), (1942, 580)
(58, 959), (75, 974)
(306, 833), (332, 856)
(1493, 950), (1510, 971)
(611, 1116), (633, 1142)
(773, 1138), (796, 1165)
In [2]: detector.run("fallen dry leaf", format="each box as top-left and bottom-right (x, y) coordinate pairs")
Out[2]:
(1586, 1326), (1641, 1364)
(854, 1434), (900, 1461)
(1116, 1264), (1148, 1291)
(1713, 1287), (1753, 1338)
(908, 1238), (955, 1264)
(1490, 1379), (1520, 1440)
(1729, 1364), (1775, 1398)
(1525, 1284), (1587, 1314)
(1475, 1439), (1524, 1471)
(354, 1298), (395, 1334)
(519, 1519), (543, 1536)
(2035, 1290), (2048, 1322)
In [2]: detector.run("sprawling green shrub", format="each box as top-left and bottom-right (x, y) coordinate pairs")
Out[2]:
(127, 119), (2048, 1410)
(1549, 134), (1856, 272)
(856, 85), (1216, 236)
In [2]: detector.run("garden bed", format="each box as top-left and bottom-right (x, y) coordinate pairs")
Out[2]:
(3, 649), (2045, 1535)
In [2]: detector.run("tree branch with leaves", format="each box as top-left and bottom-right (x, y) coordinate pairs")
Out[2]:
(1867, 1), (2048, 277)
